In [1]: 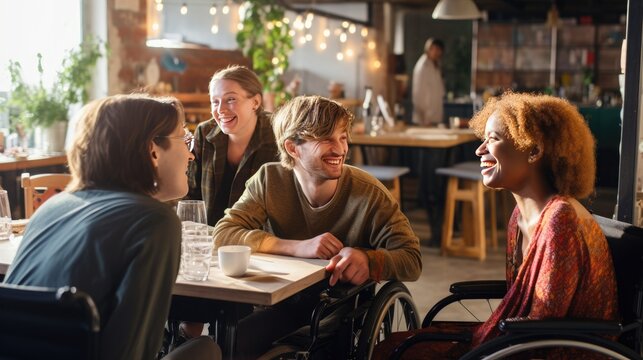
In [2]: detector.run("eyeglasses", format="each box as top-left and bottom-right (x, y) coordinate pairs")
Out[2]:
(156, 130), (195, 152)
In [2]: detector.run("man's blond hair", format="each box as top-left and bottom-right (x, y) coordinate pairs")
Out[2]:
(272, 95), (353, 169)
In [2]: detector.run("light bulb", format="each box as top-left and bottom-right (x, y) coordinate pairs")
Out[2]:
(342, 21), (349, 29)
(222, 4), (230, 14)
(152, 22), (159, 31)
(282, 17), (290, 24)
(336, 52), (344, 61)
(348, 24), (356, 34)
(319, 42), (327, 50)
(211, 24), (219, 34)
(180, 3), (188, 15)
(156, 3), (163, 11)
(288, 29), (296, 37)
(209, 4), (217, 15)
(305, 33), (312, 42)
(339, 33), (347, 43)
(298, 36), (306, 45)
(368, 41), (376, 50)
(346, 48), (354, 57)
(237, 22), (243, 31)
(267, 22), (274, 30)
(361, 27), (368, 37)
(272, 57), (279, 65)
(373, 60), (382, 69)
(323, 29), (330, 37)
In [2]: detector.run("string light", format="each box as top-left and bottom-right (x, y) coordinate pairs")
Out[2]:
(373, 60), (382, 69)
(222, 1), (230, 14)
(339, 32), (347, 43)
(156, 2), (164, 11)
(180, 2), (188, 15)
(336, 52), (344, 61)
(323, 28), (331, 37)
(209, 3), (217, 15)
(361, 27), (368, 37)
(367, 40), (376, 50)
(348, 23), (356, 34)
(319, 42), (327, 50)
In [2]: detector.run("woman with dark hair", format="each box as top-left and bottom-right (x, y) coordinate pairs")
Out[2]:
(374, 92), (618, 359)
(5, 94), (219, 360)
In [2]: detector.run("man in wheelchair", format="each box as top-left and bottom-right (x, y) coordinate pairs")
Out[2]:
(375, 92), (619, 359)
(212, 95), (422, 359)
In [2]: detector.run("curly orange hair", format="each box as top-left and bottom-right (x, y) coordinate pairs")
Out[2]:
(469, 92), (596, 199)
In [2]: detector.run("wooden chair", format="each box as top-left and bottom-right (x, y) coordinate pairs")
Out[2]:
(21, 173), (72, 218)
(0, 284), (100, 359)
(436, 162), (499, 261)
(356, 165), (410, 205)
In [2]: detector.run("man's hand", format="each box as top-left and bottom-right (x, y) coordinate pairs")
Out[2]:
(325, 247), (370, 286)
(293, 232), (344, 259)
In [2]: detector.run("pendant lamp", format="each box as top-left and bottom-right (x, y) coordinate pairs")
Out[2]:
(432, 0), (482, 20)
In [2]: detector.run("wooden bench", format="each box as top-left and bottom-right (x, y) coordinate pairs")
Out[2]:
(356, 165), (410, 205)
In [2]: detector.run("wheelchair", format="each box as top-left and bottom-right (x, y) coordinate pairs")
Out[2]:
(390, 214), (643, 359)
(265, 279), (420, 360)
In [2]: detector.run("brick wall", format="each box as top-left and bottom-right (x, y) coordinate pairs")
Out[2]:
(107, 0), (249, 94)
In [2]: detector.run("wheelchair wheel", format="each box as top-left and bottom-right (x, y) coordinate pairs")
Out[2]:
(355, 281), (420, 360)
(460, 332), (643, 360)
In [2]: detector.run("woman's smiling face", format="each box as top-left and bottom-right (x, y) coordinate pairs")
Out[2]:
(209, 79), (260, 137)
(475, 112), (531, 191)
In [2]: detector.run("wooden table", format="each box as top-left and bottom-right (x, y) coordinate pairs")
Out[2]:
(0, 153), (67, 172)
(350, 127), (477, 149)
(174, 253), (328, 306)
(0, 238), (327, 306)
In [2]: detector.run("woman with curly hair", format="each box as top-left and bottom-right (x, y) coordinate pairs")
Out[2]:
(374, 92), (618, 359)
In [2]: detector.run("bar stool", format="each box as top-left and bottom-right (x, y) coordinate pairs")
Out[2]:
(436, 162), (498, 261)
(356, 165), (410, 205)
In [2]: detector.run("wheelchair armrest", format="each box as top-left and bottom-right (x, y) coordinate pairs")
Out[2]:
(450, 280), (507, 297)
(422, 281), (507, 327)
(499, 318), (624, 335)
(390, 332), (472, 360)
(326, 280), (375, 299)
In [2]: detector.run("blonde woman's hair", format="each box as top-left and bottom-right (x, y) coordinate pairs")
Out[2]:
(272, 95), (353, 169)
(209, 65), (263, 116)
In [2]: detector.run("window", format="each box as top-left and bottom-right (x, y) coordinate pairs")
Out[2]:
(0, 0), (82, 91)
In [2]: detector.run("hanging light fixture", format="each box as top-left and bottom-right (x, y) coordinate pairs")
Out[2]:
(432, 0), (481, 20)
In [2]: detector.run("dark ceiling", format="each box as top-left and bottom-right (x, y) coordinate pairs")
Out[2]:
(282, 0), (629, 23)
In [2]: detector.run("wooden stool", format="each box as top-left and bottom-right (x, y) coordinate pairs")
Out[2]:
(436, 162), (498, 261)
(357, 165), (410, 205)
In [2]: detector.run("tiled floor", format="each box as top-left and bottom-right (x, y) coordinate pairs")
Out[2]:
(402, 207), (505, 323)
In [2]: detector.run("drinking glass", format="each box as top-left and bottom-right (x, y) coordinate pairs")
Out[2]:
(176, 200), (211, 281)
(0, 190), (11, 241)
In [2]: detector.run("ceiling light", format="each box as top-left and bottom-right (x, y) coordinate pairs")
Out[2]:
(432, 0), (481, 20)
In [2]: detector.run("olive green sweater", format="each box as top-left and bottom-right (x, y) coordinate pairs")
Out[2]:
(213, 163), (422, 282)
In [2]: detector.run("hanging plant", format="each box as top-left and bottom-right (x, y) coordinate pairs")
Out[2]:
(236, 0), (294, 107)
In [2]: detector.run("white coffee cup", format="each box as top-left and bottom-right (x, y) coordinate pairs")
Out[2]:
(218, 245), (251, 277)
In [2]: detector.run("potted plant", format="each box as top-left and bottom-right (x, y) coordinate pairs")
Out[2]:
(236, 0), (294, 111)
(0, 37), (105, 153)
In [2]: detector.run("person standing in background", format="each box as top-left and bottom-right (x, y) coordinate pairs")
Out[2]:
(412, 38), (445, 126)
(412, 38), (448, 245)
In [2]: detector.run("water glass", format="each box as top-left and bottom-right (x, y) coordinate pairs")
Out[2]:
(176, 200), (211, 281)
(0, 190), (11, 241)
(182, 233), (214, 281)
